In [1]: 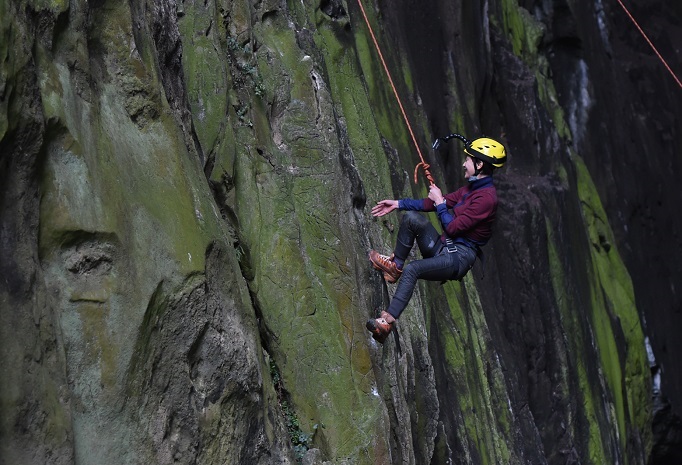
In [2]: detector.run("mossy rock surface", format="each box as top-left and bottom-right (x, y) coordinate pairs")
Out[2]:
(0, 0), (666, 464)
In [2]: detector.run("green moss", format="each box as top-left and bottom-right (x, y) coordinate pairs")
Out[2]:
(497, 0), (545, 62)
(97, 114), (212, 273)
(436, 278), (513, 464)
(545, 217), (609, 464)
(534, 64), (572, 141)
(226, 11), (388, 462)
(574, 156), (652, 458)
(28, 0), (68, 13)
(440, 279), (467, 363)
(344, 12), (423, 195)
(399, 53), (415, 95)
(448, 112), (466, 140)
(493, 0), (571, 142)
(310, 27), (402, 212)
(270, 358), (318, 463)
(556, 162), (569, 188)
(177, 6), (230, 156)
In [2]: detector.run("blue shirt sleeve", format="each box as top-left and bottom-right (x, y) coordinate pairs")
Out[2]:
(398, 198), (425, 211)
(436, 202), (454, 230)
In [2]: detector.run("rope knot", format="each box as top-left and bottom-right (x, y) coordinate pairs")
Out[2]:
(414, 161), (434, 186)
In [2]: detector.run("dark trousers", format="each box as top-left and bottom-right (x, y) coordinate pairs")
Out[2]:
(387, 211), (477, 319)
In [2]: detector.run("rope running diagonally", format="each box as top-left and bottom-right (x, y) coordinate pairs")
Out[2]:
(354, 0), (435, 185)
(615, 0), (682, 89)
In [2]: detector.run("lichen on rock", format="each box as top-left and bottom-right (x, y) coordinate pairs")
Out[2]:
(2, 0), (676, 464)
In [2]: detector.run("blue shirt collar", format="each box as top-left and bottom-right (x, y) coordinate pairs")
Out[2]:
(468, 176), (494, 190)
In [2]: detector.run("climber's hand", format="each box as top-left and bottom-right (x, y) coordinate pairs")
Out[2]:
(371, 199), (398, 217)
(428, 185), (445, 205)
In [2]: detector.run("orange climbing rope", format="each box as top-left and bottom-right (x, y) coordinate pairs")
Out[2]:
(615, 0), (682, 89)
(354, 0), (435, 186)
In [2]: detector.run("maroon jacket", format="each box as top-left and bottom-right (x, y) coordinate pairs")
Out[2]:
(400, 177), (497, 245)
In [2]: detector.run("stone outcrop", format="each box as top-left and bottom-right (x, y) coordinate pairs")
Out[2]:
(1, 0), (679, 464)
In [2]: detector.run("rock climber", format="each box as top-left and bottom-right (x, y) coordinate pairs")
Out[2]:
(366, 137), (507, 343)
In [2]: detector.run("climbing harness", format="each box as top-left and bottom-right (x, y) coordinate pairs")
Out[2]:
(615, 0), (682, 89)
(354, 0), (434, 186)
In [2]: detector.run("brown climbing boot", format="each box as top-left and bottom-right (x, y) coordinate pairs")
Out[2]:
(366, 311), (395, 344)
(369, 250), (402, 283)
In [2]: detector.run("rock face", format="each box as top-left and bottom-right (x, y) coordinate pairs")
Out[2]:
(0, 0), (679, 464)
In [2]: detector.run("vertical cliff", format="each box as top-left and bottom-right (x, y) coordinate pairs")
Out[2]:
(1, 0), (678, 464)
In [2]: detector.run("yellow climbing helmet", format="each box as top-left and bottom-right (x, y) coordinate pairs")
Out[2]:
(464, 137), (507, 168)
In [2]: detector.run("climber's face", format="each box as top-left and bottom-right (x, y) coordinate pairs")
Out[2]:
(462, 155), (478, 178)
